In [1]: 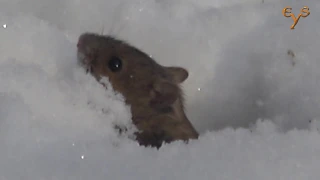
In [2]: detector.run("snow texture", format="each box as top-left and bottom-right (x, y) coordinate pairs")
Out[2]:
(1, 0), (320, 179)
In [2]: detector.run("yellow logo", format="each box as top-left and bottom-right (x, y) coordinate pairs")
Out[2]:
(282, 6), (310, 29)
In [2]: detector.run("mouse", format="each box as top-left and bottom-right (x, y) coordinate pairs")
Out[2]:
(76, 32), (199, 148)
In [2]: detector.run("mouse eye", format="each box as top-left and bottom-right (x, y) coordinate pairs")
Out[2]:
(108, 56), (122, 72)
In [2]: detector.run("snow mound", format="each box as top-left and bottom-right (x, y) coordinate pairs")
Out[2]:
(0, 0), (320, 179)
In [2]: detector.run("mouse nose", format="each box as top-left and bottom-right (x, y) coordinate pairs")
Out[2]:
(77, 35), (86, 49)
(77, 40), (82, 48)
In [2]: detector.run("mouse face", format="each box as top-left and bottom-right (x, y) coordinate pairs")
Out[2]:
(77, 33), (189, 111)
(76, 33), (199, 148)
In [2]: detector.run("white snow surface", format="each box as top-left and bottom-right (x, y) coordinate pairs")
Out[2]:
(1, 0), (320, 179)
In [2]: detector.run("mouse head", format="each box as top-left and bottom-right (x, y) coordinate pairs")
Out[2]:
(77, 33), (188, 110)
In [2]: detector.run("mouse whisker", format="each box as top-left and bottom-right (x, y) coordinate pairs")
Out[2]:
(100, 25), (104, 35)
(108, 0), (126, 36)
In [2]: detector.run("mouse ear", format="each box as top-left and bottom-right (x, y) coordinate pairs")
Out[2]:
(165, 67), (188, 84)
(149, 80), (180, 109)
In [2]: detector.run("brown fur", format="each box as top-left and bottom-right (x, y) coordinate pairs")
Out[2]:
(76, 33), (199, 148)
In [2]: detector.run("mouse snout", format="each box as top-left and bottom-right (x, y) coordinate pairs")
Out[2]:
(77, 33), (91, 49)
(77, 33), (100, 52)
(76, 41), (81, 48)
(77, 36), (85, 49)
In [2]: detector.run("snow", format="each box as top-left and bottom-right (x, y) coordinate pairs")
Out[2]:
(0, 0), (320, 179)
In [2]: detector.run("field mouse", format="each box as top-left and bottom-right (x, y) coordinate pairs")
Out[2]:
(76, 32), (199, 148)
